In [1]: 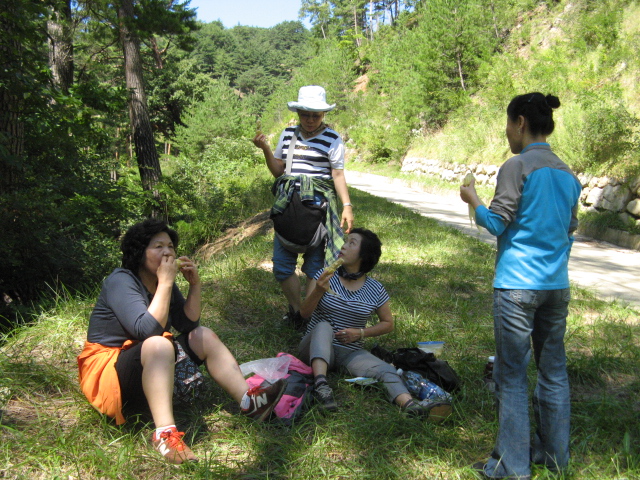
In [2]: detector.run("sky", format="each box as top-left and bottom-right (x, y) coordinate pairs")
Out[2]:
(186, 0), (309, 29)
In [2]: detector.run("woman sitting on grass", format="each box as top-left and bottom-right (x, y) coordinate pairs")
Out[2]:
(298, 227), (452, 422)
(77, 219), (286, 465)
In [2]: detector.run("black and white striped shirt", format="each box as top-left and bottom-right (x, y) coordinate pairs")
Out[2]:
(306, 270), (390, 352)
(274, 126), (345, 179)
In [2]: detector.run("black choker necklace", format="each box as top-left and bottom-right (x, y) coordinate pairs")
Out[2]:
(300, 123), (326, 137)
(337, 266), (365, 281)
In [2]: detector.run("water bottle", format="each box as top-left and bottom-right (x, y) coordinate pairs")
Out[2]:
(483, 356), (495, 380)
(402, 370), (451, 402)
(483, 356), (495, 392)
(402, 370), (424, 398)
(419, 380), (451, 402)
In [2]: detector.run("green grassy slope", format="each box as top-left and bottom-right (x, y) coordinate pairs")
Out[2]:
(409, 0), (640, 178)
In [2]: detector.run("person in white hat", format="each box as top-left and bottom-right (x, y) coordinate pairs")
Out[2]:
(253, 85), (354, 330)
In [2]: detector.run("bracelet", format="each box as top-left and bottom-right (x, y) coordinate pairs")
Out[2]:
(343, 202), (352, 207)
(360, 328), (364, 340)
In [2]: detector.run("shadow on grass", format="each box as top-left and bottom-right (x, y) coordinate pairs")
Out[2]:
(182, 190), (640, 478)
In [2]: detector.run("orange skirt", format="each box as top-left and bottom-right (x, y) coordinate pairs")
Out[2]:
(77, 332), (174, 424)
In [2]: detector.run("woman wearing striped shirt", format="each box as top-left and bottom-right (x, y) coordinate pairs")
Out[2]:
(298, 228), (451, 422)
(253, 86), (354, 331)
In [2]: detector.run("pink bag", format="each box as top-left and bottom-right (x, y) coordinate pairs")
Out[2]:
(246, 353), (313, 424)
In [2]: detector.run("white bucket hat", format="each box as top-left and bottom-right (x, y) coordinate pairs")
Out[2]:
(287, 85), (336, 112)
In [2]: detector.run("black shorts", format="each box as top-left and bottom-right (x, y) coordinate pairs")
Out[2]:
(115, 333), (204, 418)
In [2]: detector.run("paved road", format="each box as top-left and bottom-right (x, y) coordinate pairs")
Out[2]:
(347, 171), (640, 308)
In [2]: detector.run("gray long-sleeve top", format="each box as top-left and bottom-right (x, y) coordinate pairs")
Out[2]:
(86, 268), (199, 347)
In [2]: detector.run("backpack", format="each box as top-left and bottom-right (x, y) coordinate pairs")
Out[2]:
(371, 344), (461, 393)
(246, 353), (314, 426)
(173, 336), (204, 404)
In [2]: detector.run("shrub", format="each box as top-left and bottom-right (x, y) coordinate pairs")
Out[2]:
(163, 138), (273, 254)
(558, 91), (638, 176)
(173, 80), (254, 158)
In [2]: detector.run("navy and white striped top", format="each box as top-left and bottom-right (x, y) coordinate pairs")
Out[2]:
(305, 269), (390, 352)
(273, 126), (345, 179)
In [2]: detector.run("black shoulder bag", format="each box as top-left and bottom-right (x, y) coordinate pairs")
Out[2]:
(371, 344), (461, 393)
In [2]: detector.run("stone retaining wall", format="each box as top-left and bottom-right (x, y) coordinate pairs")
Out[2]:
(402, 157), (640, 250)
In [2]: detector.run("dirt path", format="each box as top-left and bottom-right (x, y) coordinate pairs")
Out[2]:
(347, 171), (640, 309)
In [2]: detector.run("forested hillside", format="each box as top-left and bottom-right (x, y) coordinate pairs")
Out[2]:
(273, 0), (640, 176)
(2, 0), (639, 323)
(0, 1), (306, 322)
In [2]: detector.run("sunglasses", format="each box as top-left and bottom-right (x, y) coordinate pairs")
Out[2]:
(298, 112), (324, 120)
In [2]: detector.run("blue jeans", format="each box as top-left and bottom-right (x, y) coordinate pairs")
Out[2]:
(272, 236), (325, 282)
(484, 288), (571, 479)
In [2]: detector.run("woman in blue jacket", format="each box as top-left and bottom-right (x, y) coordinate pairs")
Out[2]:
(461, 93), (582, 480)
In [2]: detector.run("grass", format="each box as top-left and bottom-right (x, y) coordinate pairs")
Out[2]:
(1, 189), (639, 479)
(578, 209), (640, 237)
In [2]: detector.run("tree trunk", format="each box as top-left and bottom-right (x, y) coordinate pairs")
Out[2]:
(47, 0), (74, 94)
(149, 35), (164, 69)
(368, 1), (373, 41)
(0, 90), (23, 194)
(353, 5), (362, 47)
(456, 53), (466, 91)
(116, 0), (164, 217)
(489, 1), (500, 39)
(0, 5), (25, 194)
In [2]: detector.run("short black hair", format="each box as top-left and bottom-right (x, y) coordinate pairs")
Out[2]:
(121, 219), (179, 274)
(507, 92), (561, 136)
(350, 228), (382, 274)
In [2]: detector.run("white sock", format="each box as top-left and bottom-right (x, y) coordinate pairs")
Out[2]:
(240, 390), (250, 409)
(155, 425), (176, 437)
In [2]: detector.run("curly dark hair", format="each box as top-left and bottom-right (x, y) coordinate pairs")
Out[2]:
(121, 219), (179, 274)
(507, 92), (561, 136)
(350, 228), (382, 274)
